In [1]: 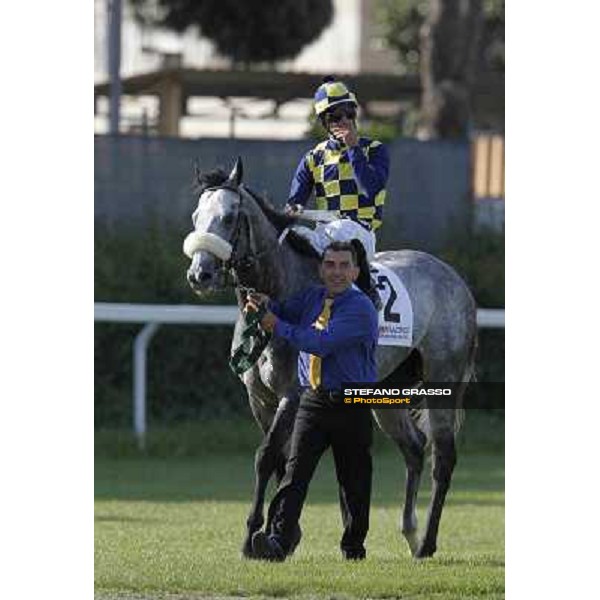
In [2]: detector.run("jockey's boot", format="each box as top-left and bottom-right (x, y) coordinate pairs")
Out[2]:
(352, 241), (382, 311)
(361, 270), (382, 312)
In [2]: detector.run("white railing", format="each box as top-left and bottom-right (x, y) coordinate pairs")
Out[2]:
(95, 303), (505, 449)
(476, 308), (505, 328)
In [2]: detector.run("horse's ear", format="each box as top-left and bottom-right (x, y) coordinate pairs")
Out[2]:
(228, 156), (243, 186)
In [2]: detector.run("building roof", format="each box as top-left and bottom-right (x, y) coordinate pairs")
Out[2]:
(94, 67), (423, 104)
(94, 67), (502, 105)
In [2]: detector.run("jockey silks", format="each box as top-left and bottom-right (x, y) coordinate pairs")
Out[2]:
(288, 137), (389, 231)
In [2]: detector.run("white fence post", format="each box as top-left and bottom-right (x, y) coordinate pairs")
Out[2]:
(133, 322), (160, 450)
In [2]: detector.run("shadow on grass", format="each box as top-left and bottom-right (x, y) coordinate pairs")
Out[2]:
(95, 411), (504, 459)
(95, 452), (504, 506)
(433, 555), (505, 568)
(445, 497), (504, 507)
(95, 515), (162, 524)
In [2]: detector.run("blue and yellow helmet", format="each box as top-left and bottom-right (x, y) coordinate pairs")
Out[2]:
(313, 76), (358, 117)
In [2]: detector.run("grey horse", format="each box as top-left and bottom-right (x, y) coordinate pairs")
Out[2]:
(184, 158), (477, 559)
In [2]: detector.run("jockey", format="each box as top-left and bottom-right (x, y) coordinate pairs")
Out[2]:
(285, 76), (390, 308)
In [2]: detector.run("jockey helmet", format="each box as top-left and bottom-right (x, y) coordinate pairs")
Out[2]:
(313, 76), (358, 117)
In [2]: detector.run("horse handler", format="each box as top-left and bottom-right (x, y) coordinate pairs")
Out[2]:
(244, 241), (379, 561)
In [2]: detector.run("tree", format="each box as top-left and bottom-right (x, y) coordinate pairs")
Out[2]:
(419, 0), (483, 138)
(375, 0), (429, 76)
(377, 0), (503, 76)
(131, 0), (334, 68)
(376, 0), (504, 138)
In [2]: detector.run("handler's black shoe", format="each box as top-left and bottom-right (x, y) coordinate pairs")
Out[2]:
(251, 531), (286, 562)
(342, 547), (366, 560)
(288, 524), (302, 556)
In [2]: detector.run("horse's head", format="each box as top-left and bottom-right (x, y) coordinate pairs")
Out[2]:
(183, 158), (246, 295)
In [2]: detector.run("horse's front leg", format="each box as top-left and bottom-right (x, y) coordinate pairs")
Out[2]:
(242, 392), (299, 558)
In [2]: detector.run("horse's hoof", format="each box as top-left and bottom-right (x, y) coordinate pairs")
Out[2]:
(402, 529), (420, 557)
(414, 543), (436, 559)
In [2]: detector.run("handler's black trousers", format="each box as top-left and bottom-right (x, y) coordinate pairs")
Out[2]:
(266, 389), (373, 556)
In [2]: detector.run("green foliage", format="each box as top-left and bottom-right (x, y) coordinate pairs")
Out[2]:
(375, 0), (427, 76)
(439, 226), (505, 308)
(375, 0), (505, 76)
(94, 321), (251, 428)
(358, 119), (402, 143)
(481, 0), (505, 73)
(95, 223), (189, 304)
(477, 330), (504, 382)
(95, 221), (236, 304)
(304, 114), (404, 143)
(131, 0), (334, 67)
(95, 224), (246, 428)
(438, 226), (504, 386)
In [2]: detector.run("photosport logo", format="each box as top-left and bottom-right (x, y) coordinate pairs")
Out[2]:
(341, 382), (505, 409)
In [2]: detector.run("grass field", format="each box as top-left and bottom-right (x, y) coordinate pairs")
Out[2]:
(95, 416), (504, 599)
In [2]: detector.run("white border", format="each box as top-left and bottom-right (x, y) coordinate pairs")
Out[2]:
(2, 2), (91, 598)
(507, 2), (600, 597)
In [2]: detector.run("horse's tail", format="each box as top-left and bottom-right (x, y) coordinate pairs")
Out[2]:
(454, 331), (478, 435)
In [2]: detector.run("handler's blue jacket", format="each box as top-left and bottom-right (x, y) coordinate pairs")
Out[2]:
(269, 285), (378, 390)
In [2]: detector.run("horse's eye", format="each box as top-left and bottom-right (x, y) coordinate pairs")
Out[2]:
(222, 213), (235, 226)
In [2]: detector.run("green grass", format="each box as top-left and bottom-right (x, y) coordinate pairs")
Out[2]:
(95, 411), (505, 459)
(95, 439), (504, 599)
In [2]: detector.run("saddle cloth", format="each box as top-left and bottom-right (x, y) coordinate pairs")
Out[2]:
(371, 261), (413, 347)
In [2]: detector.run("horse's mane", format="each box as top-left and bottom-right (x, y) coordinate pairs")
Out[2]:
(243, 188), (320, 259)
(194, 167), (229, 194)
(243, 187), (296, 233)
